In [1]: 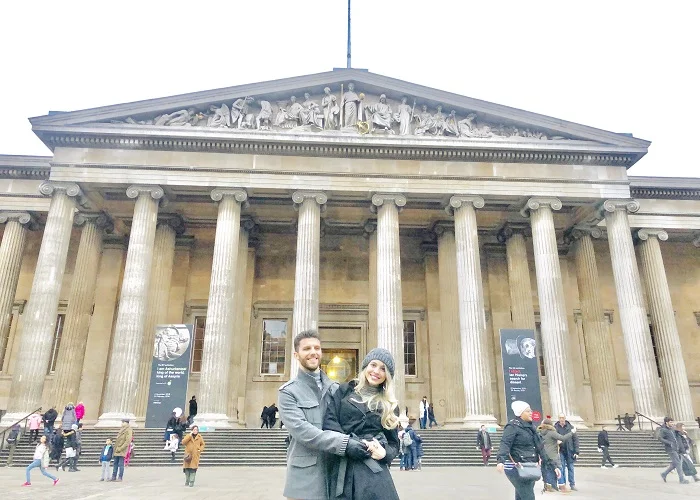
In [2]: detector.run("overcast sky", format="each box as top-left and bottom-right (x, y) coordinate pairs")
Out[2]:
(1, 0), (697, 178)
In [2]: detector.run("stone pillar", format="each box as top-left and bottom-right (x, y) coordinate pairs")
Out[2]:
(434, 222), (467, 425)
(97, 185), (164, 426)
(603, 200), (665, 421)
(134, 215), (184, 419)
(289, 191), (327, 378)
(195, 188), (247, 428)
(567, 228), (618, 424)
(637, 228), (694, 423)
(448, 196), (496, 427)
(0, 212), (32, 371)
(365, 220), (379, 352)
(371, 194), (406, 410)
(52, 213), (112, 408)
(1, 182), (83, 423)
(497, 225), (536, 329)
(523, 197), (585, 425)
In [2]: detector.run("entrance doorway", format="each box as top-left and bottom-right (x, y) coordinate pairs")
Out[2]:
(321, 349), (358, 383)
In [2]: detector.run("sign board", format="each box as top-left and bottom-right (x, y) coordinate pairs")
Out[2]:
(499, 329), (543, 423)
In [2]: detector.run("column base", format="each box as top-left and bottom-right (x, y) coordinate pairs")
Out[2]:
(95, 412), (138, 428)
(591, 419), (620, 430)
(194, 413), (232, 430)
(463, 414), (500, 430)
(442, 418), (468, 429)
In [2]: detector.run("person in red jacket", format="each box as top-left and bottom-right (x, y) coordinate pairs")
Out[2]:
(75, 402), (85, 424)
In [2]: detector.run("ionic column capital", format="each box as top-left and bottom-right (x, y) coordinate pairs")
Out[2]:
(39, 181), (87, 207)
(602, 199), (641, 214)
(0, 211), (33, 226)
(446, 195), (484, 216)
(211, 188), (248, 204)
(292, 191), (327, 206)
(432, 220), (455, 236)
(563, 225), (606, 244)
(636, 228), (668, 242)
(74, 211), (114, 233)
(520, 197), (562, 218)
(157, 213), (186, 235)
(126, 184), (165, 201)
(496, 222), (529, 243)
(371, 193), (406, 213)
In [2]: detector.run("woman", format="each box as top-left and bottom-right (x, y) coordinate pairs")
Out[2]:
(537, 418), (571, 492)
(182, 425), (205, 487)
(56, 425), (78, 472)
(496, 401), (549, 500)
(22, 435), (59, 486)
(61, 403), (77, 431)
(323, 347), (401, 500)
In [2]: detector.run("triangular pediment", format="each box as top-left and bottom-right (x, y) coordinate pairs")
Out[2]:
(30, 69), (649, 157)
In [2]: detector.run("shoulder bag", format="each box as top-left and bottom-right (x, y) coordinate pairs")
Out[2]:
(509, 454), (541, 481)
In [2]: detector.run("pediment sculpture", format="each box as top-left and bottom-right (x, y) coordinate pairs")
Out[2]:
(109, 84), (569, 141)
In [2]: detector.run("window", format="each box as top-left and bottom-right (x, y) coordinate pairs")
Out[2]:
(0, 313), (13, 370)
(191, 316), (206, 372)
(403, 320), (417, 376)
(534, 321), (546, 377)
(48, 314), (66, 374)
(261, 319), (287, 375)
(648, 324), (662, 378)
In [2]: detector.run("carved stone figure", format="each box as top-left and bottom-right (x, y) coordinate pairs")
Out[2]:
(207, 104), (231, 128)
(274, 96), (304, 128)
(365, 94), (394, 133)
(458, 113), (493, 138)
(154, 108), (200, 127)
(299, 93), (323, 128)
(432, 106), (446, 135)
(414, 105), (436, 135)
(322, 87), (339, 130)
(393, 97), (413, 136)
(256, 100), (273, 130)
(124, 117), (154, 125)
(231, 97), (254, 128)
(341, 83), (362, 127)
(442, 110), (460, 136)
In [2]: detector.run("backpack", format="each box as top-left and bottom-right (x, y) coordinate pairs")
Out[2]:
(402, 431), (413, 447)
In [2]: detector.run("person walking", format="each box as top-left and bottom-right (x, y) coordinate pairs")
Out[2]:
(182, 425), (205, 487)
(49, 429), (64, 466)
(61, 403), (77, 431)
(477, 424), (493, 466)
(56, 424), (78, 472)
(43, 406), (58, 437)
(537, 418), (573, 492)
(22, 435), (59, 487)
(6, 424), (20, 466)
(278, 330), (369, 500)
(110, 419), (133, 482)
(598, 427), (619, 468)
(28, 411), (43, 442)
(675, 422), (698, 482)
(419, 396), (429, 430)
(497, 400), (549, 500)
(427, 403), (438, 428)
(188, 395), (197, 423)
(99, 439), (113, 481)
(659, 416), (688, 484)
(554, 413), (580, 492)
(75, 402), (85, 424)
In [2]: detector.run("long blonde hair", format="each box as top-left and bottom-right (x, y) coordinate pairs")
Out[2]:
(354, 367), (400, 430)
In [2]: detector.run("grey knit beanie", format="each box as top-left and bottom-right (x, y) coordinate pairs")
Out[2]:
(361, 348), (395, 377)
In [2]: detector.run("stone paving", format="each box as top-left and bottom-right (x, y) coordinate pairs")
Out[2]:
(1, 465), (699, 499)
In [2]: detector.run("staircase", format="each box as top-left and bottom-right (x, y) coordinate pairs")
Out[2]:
(0, 428), (670, 468)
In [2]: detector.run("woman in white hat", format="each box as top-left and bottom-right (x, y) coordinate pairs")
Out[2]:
(496, 400), (550, 500)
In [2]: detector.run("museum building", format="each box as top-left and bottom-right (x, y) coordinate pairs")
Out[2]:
(0, 69), (698, 428)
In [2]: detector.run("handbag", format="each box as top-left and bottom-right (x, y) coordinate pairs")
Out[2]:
(41, 450), (50, 468)
(509, 454), (541, 480)
(183, 453), (192, 463)
(65, 447), (76, 458)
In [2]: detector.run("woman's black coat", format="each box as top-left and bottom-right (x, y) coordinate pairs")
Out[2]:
(323, 381), (400, 500)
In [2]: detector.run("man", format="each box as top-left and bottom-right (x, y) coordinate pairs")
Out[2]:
(419, 396), (429, 430)
(278, 330), (370, 500)
(189, 395), (198, 422)
(659, 416), (689, 484)
(110, 419), (133, 482)
(477, 424), (493, 466)
(597, 427), (618, 468)
(555, 413), (580, 491)
(6, 424), (20, 466)
(675, 423), (699, 482)
(43, 406), (58, 437)
(624, 412), (636, 431)
(404, 417), (419, 470)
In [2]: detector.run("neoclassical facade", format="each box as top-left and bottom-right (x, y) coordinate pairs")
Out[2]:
(0, 69), (698, 428)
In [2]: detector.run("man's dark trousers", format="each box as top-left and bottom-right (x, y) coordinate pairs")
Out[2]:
(111, 456), (125, 480)
(662, 451), (686, 482)
(601, 446), (615, 466)
(558, 453), (575, 487)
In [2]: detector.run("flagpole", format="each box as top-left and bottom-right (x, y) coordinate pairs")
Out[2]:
(346, 0), (351, 69)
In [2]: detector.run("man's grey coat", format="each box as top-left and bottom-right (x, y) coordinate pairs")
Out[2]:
(279, 369), (349, 500)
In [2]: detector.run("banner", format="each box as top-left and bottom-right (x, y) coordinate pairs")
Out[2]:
(145, 324), (194, 429)
(500, 329), (543, 423)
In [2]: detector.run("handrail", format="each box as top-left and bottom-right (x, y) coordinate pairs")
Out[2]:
(0, 406), (42, 451)
(635, 411), (662, 431)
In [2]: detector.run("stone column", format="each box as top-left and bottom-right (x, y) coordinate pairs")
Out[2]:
(134, 215), (184, 419)
(289, 191), (327, 378)
(497, 225), (536, 329)
(195, 188), (247, 428)
(97, 185), (164, 426)
(1, 182), (83, 423)
(523, 197), (585, 425)
(372, 194), (406, 409)
(0, 212), (32, 371)
(434, 222), (467, 424)
(52, 213), (112, 408)
(637, 228), (695, 423)
(448, 196), (497, 427)
(603, 200), (665, 421)
(365, 220), (379, 352)
(567, 227), (618, 424)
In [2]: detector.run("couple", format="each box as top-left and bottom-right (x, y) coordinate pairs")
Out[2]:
(279, 330), (401, 500)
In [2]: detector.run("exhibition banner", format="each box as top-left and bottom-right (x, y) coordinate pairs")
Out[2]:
(145, 324), (194, 428)
(499, 329), (543, 423)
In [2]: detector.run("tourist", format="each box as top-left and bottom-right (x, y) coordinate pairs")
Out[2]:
(110, 418), (133, 482)
(267, 403), (279, 428)
(188, 395), (198, 423)
(260, 405), (270, 428)
(623, 412), (636, 431)
(419, 396), (429, 429)
(61, 403), (77, 431)
(6, 424), (20, 466)
(28, 411), (42, 442)
(75, 401), (85, 424)
(278, 330), (369, 500)
(659, 416), (688, 484)
(73, 423), (83, 471)
(403, 417), (418, 470)
(323, 347), (401, 499)
(99, 439), (113, 481)
(427, 403), (439, 428)
(43, 406), (58, 437)
(124, 436), (135, 467)
(22, 435), (59, 487)
(555, 413), (580, 491)
(182, 425), (205, 487)
(56, 424), (78, 472)
(165, 431), (180, 461)
(415, 431), (424, 470)
(477, 424), (493, 466)
(537, 417), (572, 492)
(598, 427), (618, 468)
(49, 429), (64, 466)
(496, 400), (548, 500)
(675, 422), (698, 482)
(397, 424), (407, 470)
(165, 411), (178, 441)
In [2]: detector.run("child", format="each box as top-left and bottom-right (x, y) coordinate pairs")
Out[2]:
(22, 435), (59, 486)
(166, 432), (179, 461)
(99, 439), (113, 481)
(124, 436), (135, 467)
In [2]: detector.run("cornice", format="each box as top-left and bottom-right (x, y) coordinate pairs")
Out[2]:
(0, 155), (51, 180)
(630, 186), (700, 200)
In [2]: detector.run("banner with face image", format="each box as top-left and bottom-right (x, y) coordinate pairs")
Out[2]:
(500, 329), (543, 424)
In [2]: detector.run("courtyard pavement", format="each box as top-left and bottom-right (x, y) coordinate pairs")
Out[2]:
(1, 465), (698, 499)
